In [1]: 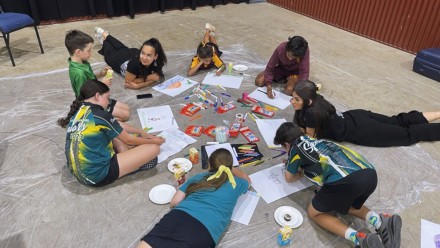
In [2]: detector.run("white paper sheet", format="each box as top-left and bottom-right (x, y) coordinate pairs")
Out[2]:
(255, 118), (287, 148)
(231, 191), (260, 225)
(153, 75), (198, 97)
(201, 72), (243, 89)
(157, 128), (197, 163)
(249, 163), (313, 204)
(248, 87), (292, 110)
(205, 143), (239, 166)
(421, 219), (440, 248)
(137, 105), (178, 133)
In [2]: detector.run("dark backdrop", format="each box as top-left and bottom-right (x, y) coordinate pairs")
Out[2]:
(0, 0), (249, 25)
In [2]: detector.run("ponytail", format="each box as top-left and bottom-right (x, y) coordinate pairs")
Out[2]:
(185, 148), (233, 195)
(57, 99), (83, 128)
(57, 79), (109, 128)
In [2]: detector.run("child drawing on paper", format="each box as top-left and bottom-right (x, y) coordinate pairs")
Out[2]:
(274, 122), (402, 247)
(187, 23), (225, 77)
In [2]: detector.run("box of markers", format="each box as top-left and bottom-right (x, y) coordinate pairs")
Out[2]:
(251, 105), (274, 118)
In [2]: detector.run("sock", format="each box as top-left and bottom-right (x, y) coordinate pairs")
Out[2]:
(345, 227), (359, 245)
(366, 211), (382, 229)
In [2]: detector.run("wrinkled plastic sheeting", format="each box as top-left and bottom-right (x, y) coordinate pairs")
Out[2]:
(0, 44), (440, 248)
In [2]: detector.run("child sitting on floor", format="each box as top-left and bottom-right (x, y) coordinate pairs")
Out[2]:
(187, 23), (225, 77)
(57, 79), (165, 187)
(65, 30), (130, 121)
(274, 122), (402, 248)
(137, 148), (251, 248)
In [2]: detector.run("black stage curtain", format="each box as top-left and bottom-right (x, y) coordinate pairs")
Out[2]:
(0, 0), (249, 25)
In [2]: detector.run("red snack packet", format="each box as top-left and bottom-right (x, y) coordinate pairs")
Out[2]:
(185, 125), (204, 136)
(229, 122), (242, 138)
(216, 103), (236, 114)
(239, 126), (260, 142)
(203, 125), (217, 138)
(180, 103), (201, 117)
(251, 105), (275, 118)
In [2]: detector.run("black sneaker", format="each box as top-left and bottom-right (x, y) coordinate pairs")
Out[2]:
(356, 232), (385, 248)
(377, 214), (402, 248)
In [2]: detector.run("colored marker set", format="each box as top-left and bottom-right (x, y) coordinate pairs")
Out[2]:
(232, 143), (264, 166)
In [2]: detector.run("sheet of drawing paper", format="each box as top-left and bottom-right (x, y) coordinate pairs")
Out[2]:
(231, 191), (260, 225)
(248, 87), (291, 109)
(249, 163), (313, 203)
(421, 219), (440, 248)
(157, 128), (197, 163)
(201, 72), (243, 89)
(153, 75), (198, 97)
(255, 118), (287, 148)
(137, 105), (178, 133)
(205, 143), (239, 166)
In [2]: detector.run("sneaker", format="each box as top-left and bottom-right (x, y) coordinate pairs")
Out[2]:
(205, 23), (216, 32)
(356, 232), (385, 248)
(94, 26), (105, 44)
(139, 157), (158, 171)
(377, 214), (402, 248)
(315, 83), (322, 92)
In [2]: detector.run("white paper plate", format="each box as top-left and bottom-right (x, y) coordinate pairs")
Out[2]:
(274, 206), (303, 228)
(167, 158), (193, 173)
(233, 64), (248, 71)
(149, 184), (176, 204)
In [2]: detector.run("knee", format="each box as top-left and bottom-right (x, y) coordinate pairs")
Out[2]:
(284, 87), (294, 96)
(307, 203), (318, 219)
(121, 108), (131, 121)
(150, 144), (160, 156)
(254, 72), (265, 86)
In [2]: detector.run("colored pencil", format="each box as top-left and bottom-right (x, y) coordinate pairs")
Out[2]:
(190, 115), (202, 121)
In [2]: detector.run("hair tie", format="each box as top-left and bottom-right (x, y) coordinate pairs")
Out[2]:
(77, 95), (84, 101)
(207, 165), (236, 189)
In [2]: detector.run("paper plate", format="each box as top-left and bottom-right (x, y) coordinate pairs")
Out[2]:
(167, 158), (193, 173)
(233, 64), (248, 71)
(149, 184), (176, 204)
(274, 206), (303, 228)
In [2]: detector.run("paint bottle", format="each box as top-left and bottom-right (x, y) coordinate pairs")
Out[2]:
(228, 62), (233, 74)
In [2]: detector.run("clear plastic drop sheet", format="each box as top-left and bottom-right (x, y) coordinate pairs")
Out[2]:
(1, 45), (440, 248)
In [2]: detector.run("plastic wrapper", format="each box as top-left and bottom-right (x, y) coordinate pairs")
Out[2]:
(1, 42), (440, 248)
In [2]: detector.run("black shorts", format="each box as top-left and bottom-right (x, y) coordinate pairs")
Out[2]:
(312, 168), (377, 215)
(106, 98), (117, 114)
(142, 209), (215, 248)
(92, 155), (120, 187)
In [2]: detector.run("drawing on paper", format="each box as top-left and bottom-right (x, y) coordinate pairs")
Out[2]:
(156, 75), (184, 90)
(268, 172), (282, 184)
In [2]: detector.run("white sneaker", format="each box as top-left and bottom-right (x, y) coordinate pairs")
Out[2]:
(205, 23), (216, 33)
(94, 26), (106, 44)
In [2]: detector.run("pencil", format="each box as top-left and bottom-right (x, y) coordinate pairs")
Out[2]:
(247, 112), (256, 121)
(241, 159), (264, 167)
(190, 115), (202, 121)
(257, 89), (267, 95)
(217, 85), (227, 91)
